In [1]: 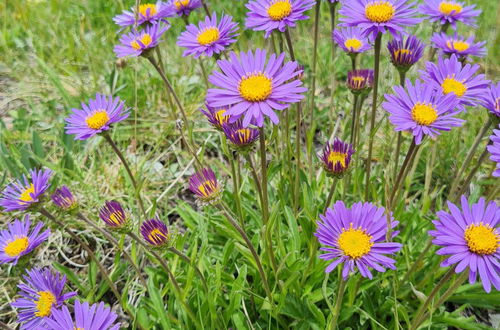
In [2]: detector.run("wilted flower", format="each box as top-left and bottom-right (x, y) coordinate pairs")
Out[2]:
(99, 201), (129, 230)
(45, 300), (120, 330)
(114, 23), (169, 58)
(431, 32), (486, 59)
(419, 0), (481, 29)
(0, 215), (50, 265)
(140, 219), (170, 247)
(222, 121), (261, 150)
(113, 1), (173, 27)
(429, 196), (499, 293)
(333, 27), (372, 55)
(319, 138), (355, 178)
(51, 186), (77, 211)
(346, 69), (374, 95)
(488, 125), (500, 177)
(387, 34), (424, 72)
(0, 168), (52, 212)
(200, 104), (231, 130)
(189, 168), (223, 203)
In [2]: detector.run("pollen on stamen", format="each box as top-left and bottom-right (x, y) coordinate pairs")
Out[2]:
(439, 1), (463, 15)
(365, 1), (395, 23)
(139, 4), (157, 16)
(19, 184), (35, 202)
(337, 224), (374, 259)
(4, 237), (29, 257)
(442, 77), (467, 97)
(411, 102), (438, 126)
(34, 291), (56, 318)
(267, 0), (292, 21)
(238, 73), (273, 102)
(85, 111), (109, 130)
(464, 223), (499, 255)
(197, 27), (220, 46)
(344, 38), (363, 51)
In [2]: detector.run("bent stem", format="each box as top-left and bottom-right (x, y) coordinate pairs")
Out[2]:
(329, 276), (347, 330)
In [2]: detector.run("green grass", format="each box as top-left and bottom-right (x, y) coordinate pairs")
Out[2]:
(1, 0), (500, 329)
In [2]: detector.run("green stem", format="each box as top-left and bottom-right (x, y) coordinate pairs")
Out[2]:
(244, 154), (263, 206)
(454, 146), (491, 199)
(389, 138), (418, 206)
(230, 151), (244, 226)
(329, 2), (339, 129)
(393, 71), (407, 181)
(350, 55), (356, 71)
(200, 0), (211, 17)
(325, 178), (339, 210)
(198, 57), (209, 88)
(329, 276), (347, 330)
(168, 246), (209, 294)
(349, 95), (359, 145)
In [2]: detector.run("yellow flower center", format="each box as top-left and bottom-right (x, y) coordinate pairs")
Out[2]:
(239, 73), (273, 102)
(344, 38), (363, 51)
(131, 34), (153, 50)
(351, 76), (365, 89)
(85, 110), (109, 130)
(35, 291), (56, 317)
(109, 212), (125, 225)
(197, 27), (220, 46)
(236, 128), (252, 144)
(4, 237), (29, 257)
(442, 77), (467, 97)
(267, 0), (292, 21)
(411, 102), (438, 126)
(464, 223), (499, 255)
(215, 109), (230, 126)
(328, 151), (347, 168)
(337, 224), (373, 259)
(19, 183), (35, 202)
(198, 180), (217, 197)
(394, 48), (412, 60)
(139, 4), (157, 16)
(446, 40), (470, 52)
(174, 0), (190, 9)
(365, 1), (395, 23)
(439, 1), (463, 15)
(148, 228), (167, 242)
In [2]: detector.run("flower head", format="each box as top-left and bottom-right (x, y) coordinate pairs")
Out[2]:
(222, 121), (261, 150)
(65, 94), (129, 140)
(113, 1), (173, 27)
(383, 79), (464, 145)
(207, 49), (307, 127)
(168, 0), (202, 16)
(51, 186), (77, 211)
(431, 32), (486, 59)
(140, 219), (170, 247)
(488, 126), (500, 178)
(419, 0), (481, 29)
(333, 27), (372, 55)
(11, 268), (77, 329)
(346, 69), (374, 95)
(339, 0), (421, 39)
(114, 23), (169, 58)
(387, 34), (424, 72)
(245, 0), (315, 38)
(200, 104), (231, 130)
(0, 168), (52, 212)
(99, 201), (129, 230)
(482, 82), (500, 118)
(0, 215), (50, 266)
(188, 167), (223, 203)
(315, 201), (402, 279)
(420, 54), (490, 110)
(45, 300), (120, 330)
(177, 13), (239, 58)
(429, 196), (499, 293)
(319, 139), (355, 178)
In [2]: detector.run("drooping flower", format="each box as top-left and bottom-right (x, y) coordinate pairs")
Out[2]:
(222, 121), (261, 150)
(113, 1), (173, 27)
(51, 186), (77, 211)
(431, 32), (486, 59)
(420, 54), (490, 111)
(45, 300), (120, 330)
(245, 0), (316, 38)
(383, 79), (464, 145)
(0, 168), (52, 212)
(429, 196), (499, 293)
(177, 12), (239, 58)
(206, 49), (307, 127)
(114, 23), (169, 58)
(419, 0), (481, 29)
(333, 27), (372, 55)
(11, 268), (77, 329)
(387, 34), (424, 72)
(481, 82), (500, 118)
(315, 201), (402, 279)
(346, 69), (374, 95)
(200, 104), (231, 130)
(188, 167), (223, 203)
(318, 138), (355, 178)
(99, 201), (129, 230)
(140, 219), (170, 247)
(65, 93), (130, 140)
(339, 0), (421, 39)
(0, 215), (50, 265)
(488, 126), (500, 178)
(168, 0), (202, 17)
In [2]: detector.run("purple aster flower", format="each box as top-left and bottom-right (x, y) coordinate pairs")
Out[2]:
(318, 138), (355, 178)
(51, 186), (77, 211)
(168, 0), (201, 16)
(346, 69), (374, 95)
(481, 82), (500, 118)
(333, 27), (372, 55)
(387, 34), (424, 72)
(65, 93), (129, 140)
(114, 23), (169, 58)
(245, 0), (316, 38)
(45, 300), (120, 330)
(200, 104), (231, 130)
(420, 55), (490, 111)
(177, 13), (239, 58)
(383, 79), (464, 145)
(140, 219), (170, 247)
(431, 32), (486, 60)
(188, 167), (223, 203)
(0, 215), (50, 266)
(206, 49), (307, 127)
(339, 0), (421, 39)
(113, 2), (173, 27)
(222, 121), (261, 150)
(99, 201), (129, 230)
(315, 201), (402, 279)
(429, 196), (500, 293)
(11, 268), (77, 329)
(419, 0), (481, 29)
(488, 126), (500, 177)
(0, 168), (52, 212)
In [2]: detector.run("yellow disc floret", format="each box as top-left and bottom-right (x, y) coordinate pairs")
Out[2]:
(344, 38), (363, 51)
(365, 1), (395, 23)
(85, 111), (110, 130)
(175, 0), (190, 9)
(148, 228), (167, 242)
(411, 102), (438, 126)
(446, 40), (470, 52)
(267, 0), (292, 21)
(442, 77), (467, 97)
(131, 34), (153, 50)
(337, 224), (373, 259)
(198, 180), (217, 197)
(35, 291), (56, 317)
(19, 183), (35, 202)
(239, 73), (273, 102)
(328, 151), (347, 168)
(215, 109), (230, 126)
(139, 4), (157, 16)
(439, 1), (463, 16)
(464, 223), (499, 255)
(4, 237), (29, 257)
(197, 27), (220, 46)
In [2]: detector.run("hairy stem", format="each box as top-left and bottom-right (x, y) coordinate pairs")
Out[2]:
(329, 276), (347, 330)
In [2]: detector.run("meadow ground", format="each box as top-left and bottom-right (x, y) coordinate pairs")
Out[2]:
(1, 0), (500, 329)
